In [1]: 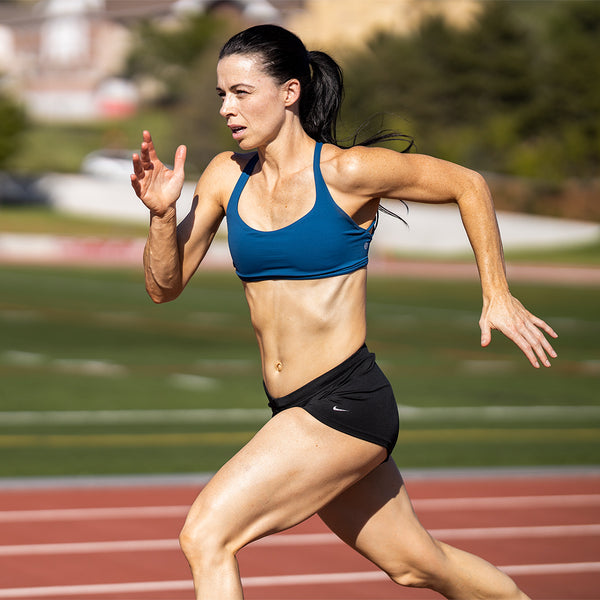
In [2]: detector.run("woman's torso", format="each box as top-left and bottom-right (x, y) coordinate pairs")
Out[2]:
(224, 143), (376, 397)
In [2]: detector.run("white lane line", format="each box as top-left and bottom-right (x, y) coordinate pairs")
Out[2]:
(0, 505), (189, 522)
(413, 494), (600, 510)
(432, 523), (600, 539)
(2, 494), (599, 522)
(0, 564), (599, 598)
(0, 539), (180, 556)
(1, 525), (599, 557)
(501, 562), (600, 575)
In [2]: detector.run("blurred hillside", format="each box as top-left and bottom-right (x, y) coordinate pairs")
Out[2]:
(0, 0), (598, 222)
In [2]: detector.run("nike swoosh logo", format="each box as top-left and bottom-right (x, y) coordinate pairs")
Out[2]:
(333, 406), (349, 412)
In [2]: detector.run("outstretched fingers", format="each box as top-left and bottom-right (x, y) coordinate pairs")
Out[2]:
(130, 130), (188, 215)
(511, 309), (558, 368)
(480, 296), (558, 369)
(510, 323), (554, 369)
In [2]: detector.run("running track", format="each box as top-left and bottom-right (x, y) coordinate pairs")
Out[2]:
(0, 471), (599, 599)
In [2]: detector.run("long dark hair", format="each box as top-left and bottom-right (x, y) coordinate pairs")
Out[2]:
(219, 24), (414, 151)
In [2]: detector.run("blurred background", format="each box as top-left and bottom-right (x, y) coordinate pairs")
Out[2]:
(0, 0), (598, 478)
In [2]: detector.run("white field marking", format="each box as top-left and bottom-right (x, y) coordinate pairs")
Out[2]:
(1, 351), (127, 377)
(168, 374), (218, 391)
(1, 350), (45, 365)
(0, 564), (599, 598)
(0, 408), (270, 426)
(1, 524), (599, 557)
(2, 494), (599, 523)
(397, 404), (600, 421)
(52, 359), (127, 377)
(3, 403), (600, 426)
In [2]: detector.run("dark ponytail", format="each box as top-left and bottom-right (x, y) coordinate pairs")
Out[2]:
(301, 50), (343, 144)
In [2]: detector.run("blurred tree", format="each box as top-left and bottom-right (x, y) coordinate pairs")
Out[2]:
(124, 13), (238, 173)
(537, 0), (600, 178)
(341, 0), (599, 180)
(0, 92), (26, 169)
(125, 13), (225, 105)
(343, 2), (537, 171)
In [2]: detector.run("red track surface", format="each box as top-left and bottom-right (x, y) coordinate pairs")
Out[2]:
(0, 472), (599, 599)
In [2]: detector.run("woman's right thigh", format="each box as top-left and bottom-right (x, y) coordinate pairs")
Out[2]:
(180, 407), (387, 554)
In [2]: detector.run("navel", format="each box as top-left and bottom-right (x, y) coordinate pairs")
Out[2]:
(274, 360), (283, 372)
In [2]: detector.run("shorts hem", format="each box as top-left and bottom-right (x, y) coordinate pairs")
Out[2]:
(302, 406), (396, 459)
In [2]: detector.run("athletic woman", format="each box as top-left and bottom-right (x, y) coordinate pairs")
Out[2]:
(131, 24), (557, 600)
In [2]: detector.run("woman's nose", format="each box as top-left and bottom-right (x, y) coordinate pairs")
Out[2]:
(220, 95), (236, 118)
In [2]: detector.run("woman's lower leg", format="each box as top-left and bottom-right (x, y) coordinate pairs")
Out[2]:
(406, 538), (529, 600)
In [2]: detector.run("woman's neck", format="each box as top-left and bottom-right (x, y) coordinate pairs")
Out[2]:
(257, 123), (316, 178)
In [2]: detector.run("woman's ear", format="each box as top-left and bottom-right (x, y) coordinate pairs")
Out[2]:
(283, 79), (301, 108)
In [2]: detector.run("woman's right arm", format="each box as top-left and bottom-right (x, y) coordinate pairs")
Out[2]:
(131, 130), (226, 303)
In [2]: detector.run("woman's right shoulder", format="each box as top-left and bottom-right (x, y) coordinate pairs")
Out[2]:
(203, 151), (258, 177)
(195, 151), (259, 200)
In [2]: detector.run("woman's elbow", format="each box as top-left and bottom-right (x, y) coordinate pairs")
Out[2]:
(146, 283), (182, 304)
(455, 168), (493, 206)
(468, 169), (492, 195)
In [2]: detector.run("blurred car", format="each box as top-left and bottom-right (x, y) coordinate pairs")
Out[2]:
(0, 172), (49, 207)
(80, 149), (136, 180)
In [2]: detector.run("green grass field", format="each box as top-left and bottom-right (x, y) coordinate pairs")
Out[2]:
(1, 263), (598, 477)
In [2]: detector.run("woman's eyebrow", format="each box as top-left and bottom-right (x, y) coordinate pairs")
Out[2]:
(216, 83), (256, 92)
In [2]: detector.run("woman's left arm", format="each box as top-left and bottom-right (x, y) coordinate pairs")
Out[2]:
(338, 147), (558, 368)
(452, 167), (558, 368)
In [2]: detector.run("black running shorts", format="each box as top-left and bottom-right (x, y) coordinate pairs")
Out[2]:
(264, 344), (399, 458)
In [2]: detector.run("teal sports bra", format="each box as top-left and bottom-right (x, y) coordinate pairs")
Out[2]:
(226, 143), (375, 282)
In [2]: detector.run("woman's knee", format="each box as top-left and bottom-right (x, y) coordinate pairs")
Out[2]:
(179, 501), (238, 564)
(385, 538), (449, 589)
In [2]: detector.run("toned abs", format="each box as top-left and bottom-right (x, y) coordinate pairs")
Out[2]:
(244, 268), (368, 397)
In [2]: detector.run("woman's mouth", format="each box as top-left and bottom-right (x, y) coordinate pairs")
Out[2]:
(230, 125), (246, 140)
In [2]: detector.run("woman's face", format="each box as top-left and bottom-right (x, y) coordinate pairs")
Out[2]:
(216, 54), (292, 150)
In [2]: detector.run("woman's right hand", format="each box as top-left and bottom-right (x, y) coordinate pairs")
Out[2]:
(131, 130), (187, 216)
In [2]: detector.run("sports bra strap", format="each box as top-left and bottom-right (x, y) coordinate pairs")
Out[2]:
(231, 153), (258, 198)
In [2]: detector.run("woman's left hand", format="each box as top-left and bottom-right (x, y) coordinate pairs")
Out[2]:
(479, 293), (558, 368)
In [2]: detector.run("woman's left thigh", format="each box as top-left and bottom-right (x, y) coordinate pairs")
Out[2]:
(182, 407), (386, 550)
(318, 458), (442, 579)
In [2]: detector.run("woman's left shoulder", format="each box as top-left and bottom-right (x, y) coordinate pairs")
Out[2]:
(320, 144), (397, 192)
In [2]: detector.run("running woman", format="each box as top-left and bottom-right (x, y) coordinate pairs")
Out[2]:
(131, 24), (557, 600)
